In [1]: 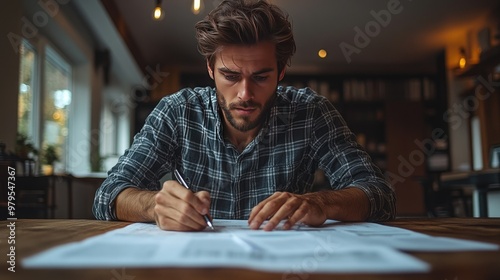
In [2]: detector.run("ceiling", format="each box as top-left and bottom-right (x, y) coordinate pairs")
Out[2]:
(109, 0), (500, 74)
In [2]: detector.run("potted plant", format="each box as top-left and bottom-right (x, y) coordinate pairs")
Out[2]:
(42, 144), (59, 175)
(15, 133), (38, 159)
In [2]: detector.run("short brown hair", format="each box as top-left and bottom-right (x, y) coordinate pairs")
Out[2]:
(195, 0), (296, 74)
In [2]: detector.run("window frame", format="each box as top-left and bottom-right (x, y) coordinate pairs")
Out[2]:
(18, 36), (74, 173)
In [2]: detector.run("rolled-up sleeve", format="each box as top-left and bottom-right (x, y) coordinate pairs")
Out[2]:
(93, 98), (178, 220)
(313, 99), (396, 221)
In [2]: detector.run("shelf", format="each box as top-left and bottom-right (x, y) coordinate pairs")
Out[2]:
(348, 121), (385, 129)
(341, 100), (385, 107)
(455, 45), (500, 78)
(368, 151), (387, 158)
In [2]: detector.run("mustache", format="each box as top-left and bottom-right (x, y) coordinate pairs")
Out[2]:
(229, 101), (260, 109)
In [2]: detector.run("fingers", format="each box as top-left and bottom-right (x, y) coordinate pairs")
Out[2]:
(264, 195), (304, 231)
(282, 203), (309, 230)
(249, 192), (327, 231)
(195, 191), (214, 222)
(154, 180), (211, 231)
(249, 192), (305, 231)
(195, 191), (211, 215)
(248, 193), (274, 222)
(154, 203), (204, 231)
(166, 181), (210, 214)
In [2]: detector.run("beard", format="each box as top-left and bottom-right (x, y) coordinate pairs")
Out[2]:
(216, 90), (275, 132)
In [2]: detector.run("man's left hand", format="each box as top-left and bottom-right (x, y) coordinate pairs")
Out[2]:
(248, 192), (327, 231)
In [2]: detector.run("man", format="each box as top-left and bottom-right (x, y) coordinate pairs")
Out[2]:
(93, 0), (396, 231)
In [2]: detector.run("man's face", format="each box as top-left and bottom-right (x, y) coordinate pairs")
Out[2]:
(208, 41), (285, 132)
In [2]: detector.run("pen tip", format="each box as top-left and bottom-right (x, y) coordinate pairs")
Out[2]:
(207, 221), (215, 230)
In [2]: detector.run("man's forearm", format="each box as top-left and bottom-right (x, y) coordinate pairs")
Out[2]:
(306, 187), (370, 221)
(115, 187), (158, 222)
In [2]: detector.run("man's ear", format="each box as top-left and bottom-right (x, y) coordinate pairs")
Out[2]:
(207, 60), (214, 79)
(278, 67), (286, 81)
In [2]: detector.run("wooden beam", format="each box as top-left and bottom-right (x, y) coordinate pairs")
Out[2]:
(100, 0), (147, 74)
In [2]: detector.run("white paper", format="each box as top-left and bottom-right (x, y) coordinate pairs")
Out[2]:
(22, 219), (495, 273)
(325, 222), (499, 252)
(361, 236), (500, 251)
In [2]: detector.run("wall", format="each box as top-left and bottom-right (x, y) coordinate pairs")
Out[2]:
(446, 71), (473, 171)
(102, 74), (134, 156)
(0, 0), (22, 152)
(68, 63), (93, 173)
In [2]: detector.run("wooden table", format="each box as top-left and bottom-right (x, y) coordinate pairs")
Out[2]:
(1, 218), (499, 280)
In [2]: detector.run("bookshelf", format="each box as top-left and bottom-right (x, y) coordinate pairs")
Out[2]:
(280, 74), (446, 174)
(280, 73), (450, 216)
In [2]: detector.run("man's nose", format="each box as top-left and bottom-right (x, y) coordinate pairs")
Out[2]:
(237, 79), (253, 101)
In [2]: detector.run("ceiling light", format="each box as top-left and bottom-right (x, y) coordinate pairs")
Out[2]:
(459, 47), (466, 69)
(153, 0), (164, 21)
(191, 0), (204, 15)
(318, 49), (327, 59)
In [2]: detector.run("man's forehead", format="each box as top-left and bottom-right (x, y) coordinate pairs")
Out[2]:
(213, 43), (277, 71)
(218, 66), (275, 75)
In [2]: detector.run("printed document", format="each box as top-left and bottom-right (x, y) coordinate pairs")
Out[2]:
(22, 220), (497, 273)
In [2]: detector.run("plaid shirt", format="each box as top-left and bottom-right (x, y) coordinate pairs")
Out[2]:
(93, 86), (395, 221)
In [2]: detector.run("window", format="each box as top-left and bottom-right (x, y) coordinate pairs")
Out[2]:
(18, 42), (36, 139)
(43, 46), (72, 169)
(491, 144), (500, 168)
(471, 116), (483, 171)
(17, 40), (72, 173)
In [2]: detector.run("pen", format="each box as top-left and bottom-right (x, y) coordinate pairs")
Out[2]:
(173, 169), (215, 230)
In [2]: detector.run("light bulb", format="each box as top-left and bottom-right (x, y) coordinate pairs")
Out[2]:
(318, 49), (327, 59)
(459, 48), (466, 69)
(459, 57), (466, 69)
(191, 0), (203, 15)
(153, 0), (164, 21)
(153, 6), (163, 20)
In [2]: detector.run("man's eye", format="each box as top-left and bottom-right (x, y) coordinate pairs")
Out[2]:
(224, 75), (239, 81)
(254, 76), (268, 82)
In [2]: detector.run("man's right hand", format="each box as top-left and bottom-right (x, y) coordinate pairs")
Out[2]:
(115, 181), (211, 232)
(153, 180), (211, 231)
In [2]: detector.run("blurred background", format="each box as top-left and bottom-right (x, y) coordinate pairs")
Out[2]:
(1, 0), (499, 219)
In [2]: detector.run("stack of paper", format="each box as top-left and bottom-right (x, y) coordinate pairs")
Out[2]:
(22, 220), (498, 274)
